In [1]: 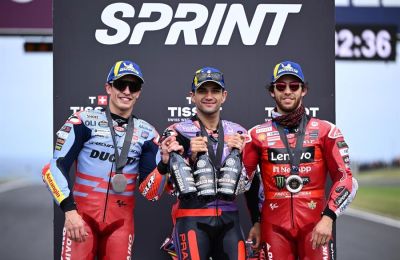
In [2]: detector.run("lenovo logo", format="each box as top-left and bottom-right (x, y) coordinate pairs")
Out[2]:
(95, 3), (302, 45)
(268, 147), (315, 164)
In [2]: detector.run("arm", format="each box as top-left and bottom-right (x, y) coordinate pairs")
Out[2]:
(242, 127), (263, 248)
(138, 128), (170, 201)
(245, 175), (261, 249)
(41, 112), (91, 242)
(311, 121), (358, 249)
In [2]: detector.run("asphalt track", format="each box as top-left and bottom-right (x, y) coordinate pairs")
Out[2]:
(0, 183), (399, 260)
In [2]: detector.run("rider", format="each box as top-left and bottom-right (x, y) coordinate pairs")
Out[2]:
(151, 67), (260, 260)
(243, 60), (358, 259)
(42, 60), (166, 259)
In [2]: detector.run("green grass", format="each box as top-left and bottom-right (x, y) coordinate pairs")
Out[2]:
(351, 186), (400, 219)
(350, 167), (400, 219)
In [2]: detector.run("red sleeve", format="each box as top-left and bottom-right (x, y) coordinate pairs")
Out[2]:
(321, 121), (358, 220)
(243, 126), (262, 180)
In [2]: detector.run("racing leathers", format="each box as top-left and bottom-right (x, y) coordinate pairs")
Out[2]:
(243, 116), (358, 260)
(42, 109), (166, 260)
(152, 117), (259, 260)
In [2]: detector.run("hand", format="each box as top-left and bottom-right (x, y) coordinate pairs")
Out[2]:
(64, 210), (88, 243)
(190, 136), (208, 162)
(310, 215), (333, 249)
(226, 133), (245, 152)
(247, 222), (261, 249)
(160, 135), (184, 164)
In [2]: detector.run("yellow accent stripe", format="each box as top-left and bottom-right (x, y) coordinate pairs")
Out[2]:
(273, 63), (280, 80)
(44, 169), (65, 204)
(113, 61), (123, 78)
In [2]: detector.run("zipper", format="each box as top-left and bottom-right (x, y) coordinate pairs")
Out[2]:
(290, 193), (295, 228)
(103, 163), (113, 222)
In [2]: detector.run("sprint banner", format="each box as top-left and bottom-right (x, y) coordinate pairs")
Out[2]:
(54, 0), (335, 258)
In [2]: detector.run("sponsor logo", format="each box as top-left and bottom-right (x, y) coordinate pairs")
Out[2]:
(116, 199), (127, 207)
(308, 200), (317, 209)
(335, 186), (345, 193)
(61, 125), (71, 133)
(98, 120), (108, 128)
(86, 114), (99, 119)
(266, 243), (273, 260)
(269, 203), (278, 210)
(342, 155), (350, 164)
(168, 97), (197, 122)
(56, 130), (70, 139)
(265, 106), (319, 118)
(114, 126), (126, 132)
(278, 63), (298, 74)
(127, 234), (133, 258)
(121, 62), (139, 74)
(84, 120), (97, 127)
(322, 245), (328, 259)
(267, 136), (280, 142)
(55, 145), (62, 151)
(339, 148), (349, 156)
(273, 174), (310, 189)
(311, 121), (319, 127)
(93, 129), (111, 138)
(308, 130), (319, 139)
(268, 147), (315, 164)
(141, 174), (155, 197)
(274, 175), (286, 189)
(337, 141), (348, 148)
(56, 138), (65, 145)
(70, 96), (106, 113)
(95, 3), (302, 46)
(89, 149), (137, 164)
(179, 233), (189, 259)
(256, 127), (272, 133)
(62, 228), (73, 258)
(44, 170), (65, 203)
(196, 159), (207, 168)
(334, 189), (350, 206)
(267, 131), (279, 137)
(273, 165), (312, 173)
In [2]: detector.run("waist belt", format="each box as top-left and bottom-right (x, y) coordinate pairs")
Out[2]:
(266, 189), (325, 200)
(175, 208), (223, 218)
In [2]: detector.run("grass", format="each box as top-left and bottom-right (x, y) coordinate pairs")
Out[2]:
(350, 167), (400, 219)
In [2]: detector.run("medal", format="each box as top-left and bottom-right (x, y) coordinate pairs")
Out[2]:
(111, 174), (128, 193)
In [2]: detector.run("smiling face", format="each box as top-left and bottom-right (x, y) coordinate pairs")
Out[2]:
(270, 74), (307, 115)
(191, 82), (227, 117)
(105, 75), (142, 118)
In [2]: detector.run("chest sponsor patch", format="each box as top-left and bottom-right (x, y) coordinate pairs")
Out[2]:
(267, 146), (315, 164)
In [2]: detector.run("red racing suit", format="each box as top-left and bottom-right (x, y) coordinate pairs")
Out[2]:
(243, 117), (358, 260)
(42, 109), (166, 260)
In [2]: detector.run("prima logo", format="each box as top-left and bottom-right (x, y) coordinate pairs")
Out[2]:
(95, 3), (302, 46)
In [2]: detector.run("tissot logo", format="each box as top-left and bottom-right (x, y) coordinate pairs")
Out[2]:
(95, 3), (302, 46)
(268, 147), (315, 164)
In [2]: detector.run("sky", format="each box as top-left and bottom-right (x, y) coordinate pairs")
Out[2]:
(0, 37), (399, 180)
